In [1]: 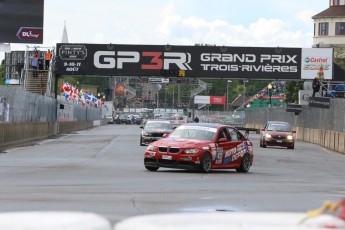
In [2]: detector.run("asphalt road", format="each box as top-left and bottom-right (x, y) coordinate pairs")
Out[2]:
(0, 124), (344, 225)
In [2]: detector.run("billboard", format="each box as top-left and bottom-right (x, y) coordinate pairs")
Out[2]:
(0, 0), (44, 44)
(56, 43), (333, 80)
(301, 48), (333, 80)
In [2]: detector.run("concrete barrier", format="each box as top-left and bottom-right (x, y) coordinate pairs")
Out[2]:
(246, 123), (345, 155)
(0, 121), (94, 150)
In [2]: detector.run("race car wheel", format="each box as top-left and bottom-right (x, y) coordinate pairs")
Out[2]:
(140, 136), (145, 146)
(262, 140), (267, 148)
(236, 153), (250, 173)
(145, 166), (159, 171)
(287, 143), (294, 149)
(200, 152), (212, 173)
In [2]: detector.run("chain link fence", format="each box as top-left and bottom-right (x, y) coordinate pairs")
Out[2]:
(244, 98), (345, 133)
(0, 86), (101, 123)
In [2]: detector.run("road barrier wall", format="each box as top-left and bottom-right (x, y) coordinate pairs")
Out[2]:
(0, 121), (95, 150)
(244, 98), (345, 155)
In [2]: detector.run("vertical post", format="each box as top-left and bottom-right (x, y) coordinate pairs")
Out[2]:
(227, 80), (232, 111)
(268, 83), (272, 107)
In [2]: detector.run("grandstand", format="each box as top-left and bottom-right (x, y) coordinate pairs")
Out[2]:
(236, 81), (287, 110)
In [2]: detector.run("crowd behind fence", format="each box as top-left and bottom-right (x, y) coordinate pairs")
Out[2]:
(0, 86), (101, 123)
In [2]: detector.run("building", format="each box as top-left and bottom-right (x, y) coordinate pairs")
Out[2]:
(312, 0), (345, 48)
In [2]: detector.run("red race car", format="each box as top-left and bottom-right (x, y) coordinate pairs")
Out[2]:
(259, 121), (296, 149)
(144, 123), (254, 173)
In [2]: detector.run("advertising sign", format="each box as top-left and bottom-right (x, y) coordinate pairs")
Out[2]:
(308, 97), (331, 109)
(301, 48), (333, 80)
(56, 43), (333, 80)
(194, 96), (226, 105)
(0, 0), (44, 44)
(286, 103), (302, 113)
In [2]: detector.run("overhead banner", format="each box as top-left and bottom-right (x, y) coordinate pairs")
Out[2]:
(56, 43), (333, 80)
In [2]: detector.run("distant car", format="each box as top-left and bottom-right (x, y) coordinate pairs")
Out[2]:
(119, 114), (132, 124)
(260, 121), (296, 149)
(132, 114), (143, 125)
(140, 120), (174, 146)
(144, 123), (254, 173)
(105, 114), (114, 124)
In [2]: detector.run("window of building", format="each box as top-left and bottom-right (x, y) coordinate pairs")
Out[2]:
(336, 22), (345, 35)
(318, 22), (329, 36)
(333, 0), (340, 6)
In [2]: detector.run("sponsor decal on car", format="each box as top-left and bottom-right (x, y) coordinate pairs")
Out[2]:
(224, 147), (237, 164)
(180, 156), (193, 161)
(216, 148), (223, 164)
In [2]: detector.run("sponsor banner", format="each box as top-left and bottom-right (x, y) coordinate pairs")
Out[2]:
(194, 96), (210, 104)
(298, 89), (313, 105)
(5, 79), (20, 85)
(308, 96), (331, 109)
(148, 78), (169, 84)
(210, 96), (226, 105)
(301, 48), (333, 80)
(56, 43), (313, 79)
(286, 103), (302, 113)
(194, 96), (226, 104)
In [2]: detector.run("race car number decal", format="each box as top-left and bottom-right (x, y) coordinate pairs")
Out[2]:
(215, 148), (223, 164)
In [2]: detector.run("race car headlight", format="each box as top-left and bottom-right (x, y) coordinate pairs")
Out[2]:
(287, 135), (293, 140)
(146, 145), (156, 151)
(143, 131), (149, 136)
(265, 133), (272, 138)
(183, 149), (200, 154)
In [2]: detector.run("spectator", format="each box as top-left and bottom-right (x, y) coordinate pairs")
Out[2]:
(38, 52), (44, 76)
(194, 116), (199, 123)
(312, 78), (321, 97)
(31, 53), (38, 78)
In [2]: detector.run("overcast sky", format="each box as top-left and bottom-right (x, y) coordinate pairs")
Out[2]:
(2, 0), (329, 60)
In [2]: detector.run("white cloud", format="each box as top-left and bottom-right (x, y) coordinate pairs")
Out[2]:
(296, 10), (317, 26)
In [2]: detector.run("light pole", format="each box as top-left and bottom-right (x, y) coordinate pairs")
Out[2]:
(268, 83), (272, 107)
(242, 80), (248, 105)
(226, 80), (232, 111)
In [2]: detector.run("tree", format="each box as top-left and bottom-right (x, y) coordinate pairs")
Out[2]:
(285, 81), (299, 103)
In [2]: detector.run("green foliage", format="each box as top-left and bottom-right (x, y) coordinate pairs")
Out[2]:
(334, 48), (345, 70)
(284, 81), (300, 103)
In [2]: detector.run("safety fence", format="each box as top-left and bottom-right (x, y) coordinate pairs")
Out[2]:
(244, 98), (345, 133)
(0, 86), (101, 123)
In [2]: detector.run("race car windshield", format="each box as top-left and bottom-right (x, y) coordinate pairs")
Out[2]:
(267, 124), (291, 132)
(145, 122), (172, 129)
(170, 129), (215, 141)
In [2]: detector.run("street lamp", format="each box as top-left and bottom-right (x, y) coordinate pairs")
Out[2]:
(242, 80), (248, 105)
(268, 83), (272, 107)
(226, 80), (232, 111)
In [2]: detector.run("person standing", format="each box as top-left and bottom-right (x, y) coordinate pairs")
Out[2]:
(38, 52), (44, 76)
(31, 53), (38, 78)
(45, 49), (52, 70)
(312, 78), (321, 97)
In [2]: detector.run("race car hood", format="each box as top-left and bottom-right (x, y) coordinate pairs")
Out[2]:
(143, 128), (173, 133)
(153, 137), (212, 148)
